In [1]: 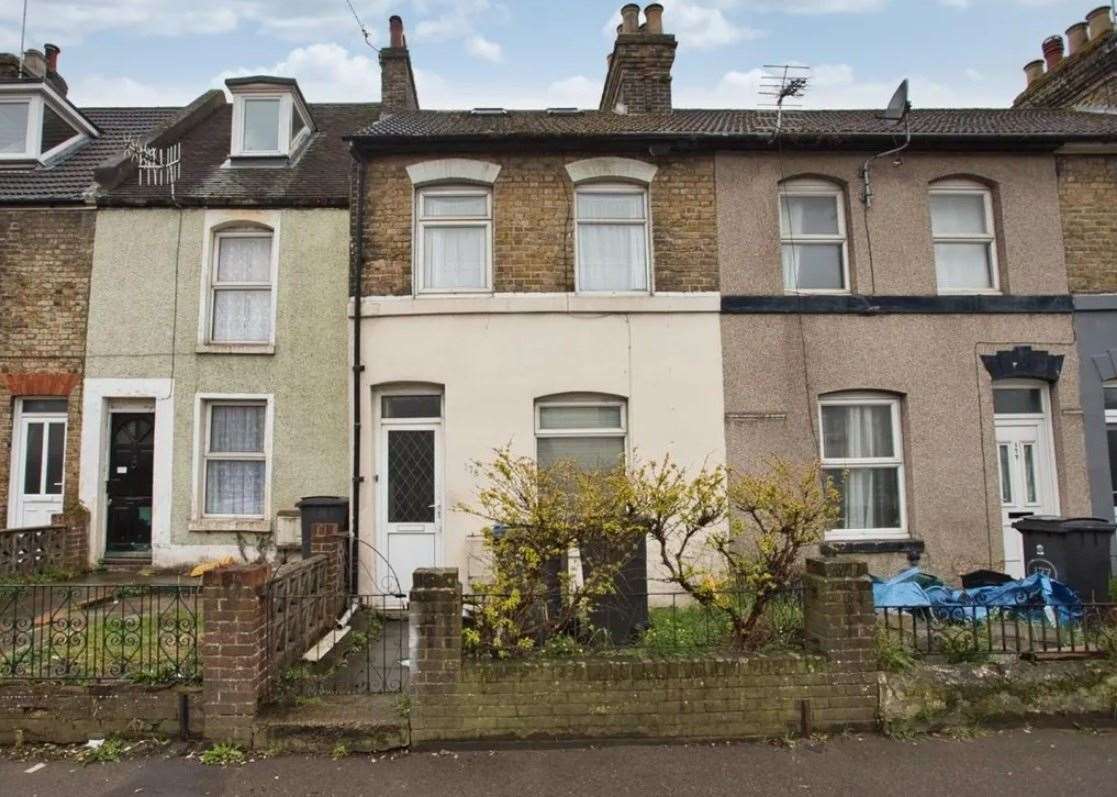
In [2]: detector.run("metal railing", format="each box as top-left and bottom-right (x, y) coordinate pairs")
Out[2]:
(0, 583), (201, 682)
(269, 592), (409, 700)
(461, 586), (806, 658)
(878, 601), (1117, 658)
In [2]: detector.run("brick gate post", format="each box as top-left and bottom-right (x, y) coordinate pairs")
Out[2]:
(309, 522), (348, 613)
(408, 568), (462, 743)
(803, 558), (876, 670)
(201, 563), (270, 744)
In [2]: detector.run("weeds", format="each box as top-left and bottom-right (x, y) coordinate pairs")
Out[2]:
(79, 737), (126, 765)
(200, 743), (245, 766)
(874, 625), (916, 672)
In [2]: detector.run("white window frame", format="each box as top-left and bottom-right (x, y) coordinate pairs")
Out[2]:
(190, 394), (274, 531)
(818, 392), (907, 541)
(573, 181), (652, 295)
(0, 84), (95, 163)
(534, 396), (628, 467)
(413, 184), (493, 295)
(197, 212), (280, 354)
(6, 397), (68, 528)
(929, 179), (1000, 295)
(229, 91), (310, 158)
(0, 97), (35, 160)
(1103, 381), (1117, 520)
(778, 179), (850, 295)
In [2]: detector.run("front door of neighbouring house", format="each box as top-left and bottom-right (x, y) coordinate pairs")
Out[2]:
(993, 384), (1059, 578)
(377, 394), (442, 595)
(9, 399), (67, 528)
(105, 412), (155, 556)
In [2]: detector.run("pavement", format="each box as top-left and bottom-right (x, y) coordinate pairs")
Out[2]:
(2, 728), (1115, 797)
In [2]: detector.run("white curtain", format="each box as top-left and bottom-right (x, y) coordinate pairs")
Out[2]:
(577, 191), (647, 292)
(537, 436), (625, 471)
(823, 404), (899, 529)
(823, 405), (893, 459)
(930, 193), (986, 236)
(781, 244), (843, 290)
(213, 236), (272, 342)
(423, 226), (485, 289)
(780, 195), (838, 236)
(934, 242), (992, 290)
(206, 405), (265, 516)
(424, 194), (487, 217)
(539, 405), (622, 430)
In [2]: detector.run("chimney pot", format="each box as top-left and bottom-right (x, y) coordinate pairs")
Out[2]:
(644, 4), (664, 35)
(1041, 35), (1064, 70)
(21, 48), (46, 78)
(621, 4), (640, 34)
(1023, 59), (1045, 86)
(1086, 6), (1114, 40)
(1066, 22), (1088, 55)
(389, 15), (405, 49)
(43, 43), (60, 73)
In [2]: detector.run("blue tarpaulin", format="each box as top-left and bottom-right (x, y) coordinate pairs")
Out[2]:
(872, 568), (1083, 623)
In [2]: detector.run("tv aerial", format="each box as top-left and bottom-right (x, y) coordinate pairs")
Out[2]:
(861, 79), (912, 207)
(759, 64), (810, 137)
(125, 139), (182, 194)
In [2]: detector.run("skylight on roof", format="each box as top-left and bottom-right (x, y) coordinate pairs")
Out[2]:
(470, 107), (508, 116)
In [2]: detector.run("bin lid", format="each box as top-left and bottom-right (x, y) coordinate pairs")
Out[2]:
(295, 495), (349, 508)
(1012, 515), (1116, 534)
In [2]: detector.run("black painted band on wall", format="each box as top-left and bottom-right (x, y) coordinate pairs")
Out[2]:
(721, 295), (1075, 314)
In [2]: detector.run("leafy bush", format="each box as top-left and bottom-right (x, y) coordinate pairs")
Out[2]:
(200, 743), (245, 766)
(874, 625), (916, 672)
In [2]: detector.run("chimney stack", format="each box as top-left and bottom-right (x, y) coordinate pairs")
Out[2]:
(21, 48), (46, 78)
(1023, 59), (1045, 86)
(1066, 22), (1089, 56)
(1042, 35), (1065, 70)
(599, 4), (677, 115)
(379, 15), (419, 116)
(1087, 6), (1114, 40)
(44, 43), (59, 73)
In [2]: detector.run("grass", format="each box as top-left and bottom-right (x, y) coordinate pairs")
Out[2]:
(200, 743), (245, 766)
(635, 593), (804, 656)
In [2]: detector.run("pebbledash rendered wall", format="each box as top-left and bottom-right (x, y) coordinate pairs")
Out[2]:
(406, 559), (879, 745)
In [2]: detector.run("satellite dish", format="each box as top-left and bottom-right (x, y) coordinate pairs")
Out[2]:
(882, 79), (910, 124)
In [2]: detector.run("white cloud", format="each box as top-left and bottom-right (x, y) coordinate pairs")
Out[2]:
(213, 43), (378, 103)
(733, 0), (887, 12)
(466, 35), (503, 63)
(67, 75), (195, 107)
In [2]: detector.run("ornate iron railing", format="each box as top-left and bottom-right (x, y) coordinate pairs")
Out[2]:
(0, 526), (67, 578)
(0, 583), (201, 681)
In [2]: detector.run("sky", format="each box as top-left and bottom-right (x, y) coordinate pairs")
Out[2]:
(0, 1), (1111, 109)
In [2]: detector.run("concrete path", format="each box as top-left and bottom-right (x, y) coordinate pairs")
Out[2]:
(3, 728), (1115, 796)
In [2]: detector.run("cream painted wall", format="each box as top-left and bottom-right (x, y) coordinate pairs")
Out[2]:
(85, 208), (349, 567)
(355, 303), (726, 593)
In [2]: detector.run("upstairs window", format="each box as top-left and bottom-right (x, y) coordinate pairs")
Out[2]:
(226, 77), (314, 160)
(415, 186), (492, 292)
(0, 99), (31, 155)
(242, 98), (281, 154)
(779, 179), (848, 293)
(819, 393), (906, 539)
(575, 183), (650, 293)
(930, 180), (999, 293)
(208, 228), (275, 344)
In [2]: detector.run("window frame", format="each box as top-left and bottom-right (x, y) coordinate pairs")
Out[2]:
(229, 91), (311, 159)
(929, 179), (1000, 295)
(534, 396), (628, 470)
(191, 394), (274, 528)
(197, 213), (281, 354)
(5, 397), (68, 527)
(778, 179), (850, 295)
(413, 184), (494, 295)
(0, 84), (93, 164)
(573, 181), (652, 295)
(0, 97), (35, 160)
(817, 392), (907, 541)
(1104, 380), (1117, 520)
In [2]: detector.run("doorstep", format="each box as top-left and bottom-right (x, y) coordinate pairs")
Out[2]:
(254, 694), (410, 753)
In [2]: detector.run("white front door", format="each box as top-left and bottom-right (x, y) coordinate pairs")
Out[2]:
(377, 394), (442, 596)
(993, 384), (1059, 578)
(9, 399), (68, 528)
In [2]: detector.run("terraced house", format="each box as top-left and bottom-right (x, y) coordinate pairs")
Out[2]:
(0, 45), (179, 565)
(349, 6), (1117, 594)
(1013, 7), (1117, 574)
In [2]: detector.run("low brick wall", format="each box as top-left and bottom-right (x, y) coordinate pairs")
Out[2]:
(0, 518), (87, 578)
(408, 559), (881, 746)
(880, 659), (1117, 733)
(0, 682), (203, 744)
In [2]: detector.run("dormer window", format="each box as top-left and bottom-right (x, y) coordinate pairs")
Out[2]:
(0, 85), (92, 163)
(226, 76), (314, 162)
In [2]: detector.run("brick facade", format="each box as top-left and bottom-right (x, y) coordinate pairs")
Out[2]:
(407, 563), (878, 746)
(360, 152), (718, 296)
(0, 208), (94, 528)
(1057, 154), (1117, 293)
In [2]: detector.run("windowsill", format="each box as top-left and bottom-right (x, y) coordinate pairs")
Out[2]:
(823, 529), (909, 543)
(820, 538), (925, 557)
(189, 517), (272, 534)
(937, 289), (1002, 296)
(196, 343), (276, 356)
(784, 289), (851, 296)
(415, 288), (494, 297)
(357, 292), (721, 317)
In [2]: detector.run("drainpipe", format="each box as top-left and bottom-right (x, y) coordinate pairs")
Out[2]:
(350, 152), (367, 595)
